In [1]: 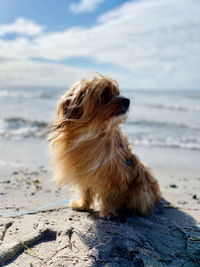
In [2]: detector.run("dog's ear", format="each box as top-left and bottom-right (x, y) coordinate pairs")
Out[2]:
(62, 92), (83, 120)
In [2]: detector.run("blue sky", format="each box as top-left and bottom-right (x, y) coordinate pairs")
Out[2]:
(0, 0), (127, 29)
(0, 0), (200, 90)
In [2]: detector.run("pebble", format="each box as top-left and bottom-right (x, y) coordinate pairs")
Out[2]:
(1, 180), (11, 184)
(170, 184), (178, 188)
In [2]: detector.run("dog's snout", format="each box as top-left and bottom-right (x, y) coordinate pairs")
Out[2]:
(115, 95), (130, 106)
(115, 95), (130, 115)
(122, 97), (130, 108)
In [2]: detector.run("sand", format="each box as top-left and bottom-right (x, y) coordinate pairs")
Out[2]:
(0, 145), (200, 266)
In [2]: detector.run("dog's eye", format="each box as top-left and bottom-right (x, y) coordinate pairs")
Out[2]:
(72, 107), (81, 119)
(101, 88), (111, 101)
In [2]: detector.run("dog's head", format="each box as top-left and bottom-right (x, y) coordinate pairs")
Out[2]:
(54, 75), (130, 133)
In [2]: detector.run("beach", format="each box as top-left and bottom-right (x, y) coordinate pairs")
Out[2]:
(0, 140), (200, 266)
(0, 86), (200, 266)
(1, 0), (200, 264)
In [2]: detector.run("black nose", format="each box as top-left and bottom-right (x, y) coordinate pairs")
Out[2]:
(120, 96), (130, 115)
(122, 97), (130, 108)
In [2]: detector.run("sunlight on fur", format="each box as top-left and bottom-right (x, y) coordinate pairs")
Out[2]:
(49, 74), (161, 218)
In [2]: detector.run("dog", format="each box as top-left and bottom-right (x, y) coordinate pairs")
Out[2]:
(49, 74), (161, 218)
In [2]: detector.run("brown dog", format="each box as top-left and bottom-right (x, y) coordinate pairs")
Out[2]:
(49, 74), (161, 218)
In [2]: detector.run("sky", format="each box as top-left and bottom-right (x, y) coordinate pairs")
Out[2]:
(0, 0), (200, 90)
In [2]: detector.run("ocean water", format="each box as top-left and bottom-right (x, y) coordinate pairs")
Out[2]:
(0, 86), (200, 151)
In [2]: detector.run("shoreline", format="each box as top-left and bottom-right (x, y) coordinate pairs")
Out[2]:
(1, 143), (200, 221)
(1, 137), (200, 167)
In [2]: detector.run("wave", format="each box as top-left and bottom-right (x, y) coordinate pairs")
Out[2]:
(128, 119), (200, 131)
(1, 117), (200, 151)
(137, 102), (200, 112)
(0, 90), (55, 99)
(0, 117), (49, 139)
(132, 136), (200, 150)
(4, 117), (48, 128)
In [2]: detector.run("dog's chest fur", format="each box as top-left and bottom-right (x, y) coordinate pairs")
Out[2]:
(63, 130), (134, 186)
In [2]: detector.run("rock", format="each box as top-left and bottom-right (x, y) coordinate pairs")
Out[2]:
(170, 184), (178, 188)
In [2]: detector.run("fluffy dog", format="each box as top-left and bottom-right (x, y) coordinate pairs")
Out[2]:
(49, 74), (161, 218)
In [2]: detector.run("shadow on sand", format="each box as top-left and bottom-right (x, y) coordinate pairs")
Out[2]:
(78, 198), (200, 266)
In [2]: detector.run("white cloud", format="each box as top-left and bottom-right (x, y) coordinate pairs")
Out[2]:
(0, 17), (45, 36)
(0, 59), (90, 87)
(0, 59), (134, 90)
(70, 0), (105, 14)
(0, 0), (200, 89)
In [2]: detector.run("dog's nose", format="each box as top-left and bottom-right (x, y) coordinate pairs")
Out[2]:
(114, 95), (130, 115)
(116, 95), (130, 106)
(118, 96), (130, 115)
(122, 97), (130, 108)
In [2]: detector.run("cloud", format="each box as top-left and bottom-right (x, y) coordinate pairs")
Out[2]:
(0, 59), (91, 87)
(70, 0), (105, 14)
(0, 59), (133, 89)
(0, 0), (200, 89)
(0, 17), (45, 36)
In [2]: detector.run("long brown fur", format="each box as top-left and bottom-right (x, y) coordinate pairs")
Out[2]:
(49, 74), (161, 218)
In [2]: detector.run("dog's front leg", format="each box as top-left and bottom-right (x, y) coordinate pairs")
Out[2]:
(71, 188), (93, 211)
(99, 196), (119, 219)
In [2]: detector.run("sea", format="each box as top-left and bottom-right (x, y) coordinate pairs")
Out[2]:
(0, 86), (200, 166)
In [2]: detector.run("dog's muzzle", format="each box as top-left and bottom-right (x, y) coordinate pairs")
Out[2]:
(117, 95), (130, 115)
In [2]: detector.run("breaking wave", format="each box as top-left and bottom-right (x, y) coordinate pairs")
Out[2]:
(0, 117), (49, 139)
(138, 102), (200, 112)
(0, 89), (58, 99)
(132, 136), (200, 150)
(128, 119), (200, 131)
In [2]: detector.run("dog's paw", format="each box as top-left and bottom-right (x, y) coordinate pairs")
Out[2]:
(99, 213), (111, 220)
(99, 210), (117, 219)
(70, 199), (88, 211)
